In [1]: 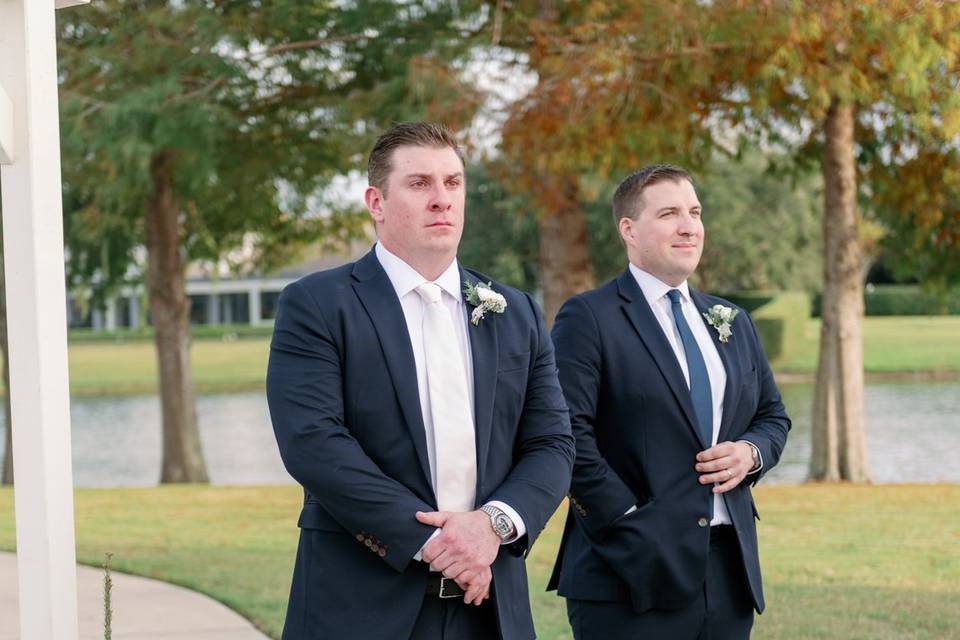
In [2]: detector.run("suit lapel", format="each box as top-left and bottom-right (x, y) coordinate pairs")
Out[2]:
(617, 271), (704, 447)
(351, 250), (433, 496)
(462, 269), (498, 494)
(690, 290), (742, 443)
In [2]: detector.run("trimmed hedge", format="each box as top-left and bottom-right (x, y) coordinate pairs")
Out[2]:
(749, 292), (811, 364)
(68, 323), (275, 343)
(719, 292), (778, 314)
(812, 285), (960, 316)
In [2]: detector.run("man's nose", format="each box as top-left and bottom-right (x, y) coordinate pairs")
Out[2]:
(677, 211), (700, 235)
(429, 185), (452, 211)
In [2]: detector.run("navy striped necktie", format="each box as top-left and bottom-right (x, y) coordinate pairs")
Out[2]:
(666, 289), (713, 448)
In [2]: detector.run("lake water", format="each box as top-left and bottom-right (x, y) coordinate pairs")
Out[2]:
(0, 381), (958, 487)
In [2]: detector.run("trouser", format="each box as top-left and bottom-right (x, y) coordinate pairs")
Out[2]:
(408, 578), (499, 640)
(567, 525), (755, 640)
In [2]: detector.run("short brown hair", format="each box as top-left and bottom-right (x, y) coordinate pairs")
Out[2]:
(367, 122), (465, 195)
(612, 164), (693, 226)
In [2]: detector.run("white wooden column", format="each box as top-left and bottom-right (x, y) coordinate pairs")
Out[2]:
(248, 287), (262, 326)
(0, 1), (87, 638)
(104, 298), (117, 331)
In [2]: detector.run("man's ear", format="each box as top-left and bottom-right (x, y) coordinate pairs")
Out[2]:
(618, 216), (635, 248)
(365, 186), (385, 223)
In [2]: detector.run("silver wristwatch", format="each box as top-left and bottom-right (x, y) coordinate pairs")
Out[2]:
(745, 442), (761, 471)
(480, 505), (515, 542)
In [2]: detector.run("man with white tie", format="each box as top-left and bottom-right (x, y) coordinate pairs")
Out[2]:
(267, 122), (574, 640)
(547, 164), (791, 639)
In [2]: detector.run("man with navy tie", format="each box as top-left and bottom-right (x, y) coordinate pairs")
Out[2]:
(547, 164), (790, 639)
(267, 122), (574, 640)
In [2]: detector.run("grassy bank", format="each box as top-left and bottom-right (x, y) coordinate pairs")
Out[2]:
(1, 484), (957, 639)
(1, 315), (949, 397)
(777, 316), (960, 375)
(68, 339), (270, 396)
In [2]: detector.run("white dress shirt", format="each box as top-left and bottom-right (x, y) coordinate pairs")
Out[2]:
(374, 243), (525, 555)
(628, 264), (733, 525)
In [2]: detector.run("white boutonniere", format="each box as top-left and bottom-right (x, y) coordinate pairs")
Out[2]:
(703, 304), (739, 343)
(463, 280), (507, 326)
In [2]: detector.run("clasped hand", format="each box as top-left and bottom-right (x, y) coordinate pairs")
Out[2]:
(416, 509), (499, 606)
(695, 440), (754, 493)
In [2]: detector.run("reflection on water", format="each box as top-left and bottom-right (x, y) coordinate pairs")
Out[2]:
(0, 391), (289, 487)
(0, 382), (957, 487)
(767, 380), (960, 484)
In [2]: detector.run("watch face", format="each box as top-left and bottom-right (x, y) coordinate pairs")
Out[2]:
(493, 514), (513, 538)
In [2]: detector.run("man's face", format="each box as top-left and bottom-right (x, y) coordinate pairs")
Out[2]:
(365, 145), (465, 266)
(618, 178), (704, 286)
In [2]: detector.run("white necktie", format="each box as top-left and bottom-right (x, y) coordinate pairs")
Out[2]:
(415, 282), (477, 513)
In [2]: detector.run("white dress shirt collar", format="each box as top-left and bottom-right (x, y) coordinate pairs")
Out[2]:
(375, 242), (462, 304)
(628, 262), (691, 306)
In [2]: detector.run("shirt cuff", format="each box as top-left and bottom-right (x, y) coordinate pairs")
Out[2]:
(485, 500), (526, 544)
(413, 528), (441, 562)
(739, 440), (764, 475)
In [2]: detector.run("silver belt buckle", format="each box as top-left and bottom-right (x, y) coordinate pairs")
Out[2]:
(438, 577), (460, 599)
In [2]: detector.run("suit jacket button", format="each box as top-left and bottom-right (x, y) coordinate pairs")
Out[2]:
(698, 517), (709, 528)
(364, 538), (373, 547)
(371, 544), (380, 553)
(356, 533), (365, 542)
(378, 549), (387, 558)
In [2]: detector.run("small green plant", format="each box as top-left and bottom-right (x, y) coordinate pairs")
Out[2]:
(103, 552), (113, 640)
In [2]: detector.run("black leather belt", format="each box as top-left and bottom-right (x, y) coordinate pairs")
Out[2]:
(710, 524), (736, 542)
(426, 573), (465, 599)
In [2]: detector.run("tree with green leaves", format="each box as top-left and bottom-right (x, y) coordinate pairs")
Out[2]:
(57, 1), (478, 482)
(459, 152), (823, 295)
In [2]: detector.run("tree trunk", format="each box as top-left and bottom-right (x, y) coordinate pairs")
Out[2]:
(538, 174), (595, 326)
(809, 99), (869, 482)
(146, 151), (208, 483)
(0, 214), (11, 485)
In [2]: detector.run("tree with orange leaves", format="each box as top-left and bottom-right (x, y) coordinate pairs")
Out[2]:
(492, 0), (960, 482)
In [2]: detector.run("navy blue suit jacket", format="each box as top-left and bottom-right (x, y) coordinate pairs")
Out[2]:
(266, 249), (574, 640)
(547, 271), (790, 615)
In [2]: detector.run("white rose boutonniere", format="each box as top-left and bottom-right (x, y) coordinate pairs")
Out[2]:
(463, 280), (507, 326)
(703, 304), (739, 344)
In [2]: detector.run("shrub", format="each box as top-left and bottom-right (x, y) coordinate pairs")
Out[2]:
(749, 292), (811, 365)
(811, 285), (960, 316)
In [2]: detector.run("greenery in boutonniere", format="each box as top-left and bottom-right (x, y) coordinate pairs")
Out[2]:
(703, 304), (739, 343)
(463, 280), (507, 326)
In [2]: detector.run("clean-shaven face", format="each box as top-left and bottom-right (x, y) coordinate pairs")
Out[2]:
(619, 178), (704, 286)
(365, 145), (465, 266)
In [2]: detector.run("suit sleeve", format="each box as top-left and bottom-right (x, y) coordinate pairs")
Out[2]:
(266, 280), (436, 573)
(486, 293), (575, 556)
(551, 295), (640, 539)
(739, 312), (791, 484)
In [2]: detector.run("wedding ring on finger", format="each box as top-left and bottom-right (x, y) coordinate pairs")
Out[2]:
(726, 469), (733, 480)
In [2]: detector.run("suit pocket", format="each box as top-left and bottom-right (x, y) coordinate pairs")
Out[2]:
(498, 350), (531, 373)
(298, 502), (346, 533)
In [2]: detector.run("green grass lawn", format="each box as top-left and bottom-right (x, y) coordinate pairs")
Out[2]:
(64, 338), (271, 396)
(26, 315), (957, 396)
(1, 484), (958, 639)
(777, 316), (960, 374)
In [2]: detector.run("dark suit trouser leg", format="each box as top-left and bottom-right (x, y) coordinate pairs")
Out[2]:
(699, 527), (754, 640)
(409, 594), (499, 640)
(567, 527), (754, 640)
